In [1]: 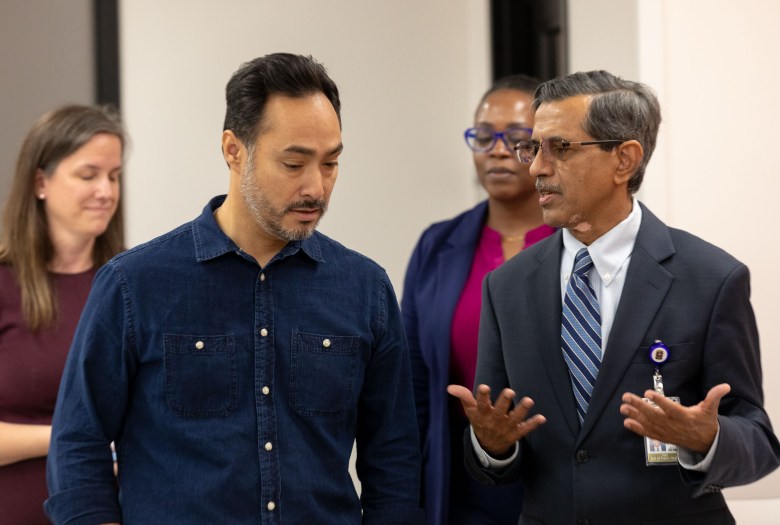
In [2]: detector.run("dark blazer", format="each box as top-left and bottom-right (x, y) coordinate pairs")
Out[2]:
(466, 203), (780, 524)
(402, 201), (488, 525)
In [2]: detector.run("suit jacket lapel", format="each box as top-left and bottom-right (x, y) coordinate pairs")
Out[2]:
(580, 204), (676, 439)
(527, 233), (581, 437)
(429, 203), (488, 380)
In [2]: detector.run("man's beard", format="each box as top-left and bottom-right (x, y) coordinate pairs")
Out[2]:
(240, 152), (327, 242)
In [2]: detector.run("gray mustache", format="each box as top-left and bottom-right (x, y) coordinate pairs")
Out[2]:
(535, 182), (562, 193)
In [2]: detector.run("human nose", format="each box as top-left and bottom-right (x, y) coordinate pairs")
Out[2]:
(528, 146), (551, 179)
(95, 175), (118, 200)
(300, 166), (326, 200)
(490, 134), (512, 156)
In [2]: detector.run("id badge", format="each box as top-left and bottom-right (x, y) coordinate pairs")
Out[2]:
(643, 340), (679, 466)
(643, 396), (680, 466)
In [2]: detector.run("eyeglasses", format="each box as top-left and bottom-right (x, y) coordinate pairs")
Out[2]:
(464, 126), (533, 153)
(513, 138), (626, 164)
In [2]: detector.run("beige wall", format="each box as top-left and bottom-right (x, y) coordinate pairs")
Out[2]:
(570, 0), (780, 520)
(0, 0), (94, 209)
(120, 0), (490, 290)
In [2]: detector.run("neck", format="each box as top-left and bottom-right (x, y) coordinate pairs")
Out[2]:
(568, 195), (634, 246)
(486, 194), (545, 239)
(215, 194), (286, 268)
(48, 235), (96, 273)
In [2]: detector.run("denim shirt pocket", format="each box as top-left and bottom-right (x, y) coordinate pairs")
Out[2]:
(290, 331), (360, 417)
(164, 334), (237, 417)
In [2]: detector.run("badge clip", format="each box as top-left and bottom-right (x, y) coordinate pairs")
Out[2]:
(643, 340), (679, 466)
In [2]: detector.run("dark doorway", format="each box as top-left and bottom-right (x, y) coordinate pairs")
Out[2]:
(491, 0), (567, 82)
(94, 0), (120, 107)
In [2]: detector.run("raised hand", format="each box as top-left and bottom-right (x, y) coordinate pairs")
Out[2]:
(620, 383), (730, 454)
(447, 383), (546, 457)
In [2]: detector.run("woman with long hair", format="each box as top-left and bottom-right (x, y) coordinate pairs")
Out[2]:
(0, 105), (125, 523)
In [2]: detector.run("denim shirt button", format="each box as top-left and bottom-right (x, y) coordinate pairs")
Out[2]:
(262, 386), (270, 395)
(267, 501), (276, 511)
(322, 339), (331, 348)
(259, 273), (266, 282)
(260, 328), (268, 337)
(264, 442), (273, 451)
(194, 341), (204, 350)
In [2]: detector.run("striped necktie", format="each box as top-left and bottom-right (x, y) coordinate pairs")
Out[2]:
(561, 248), (602, 424)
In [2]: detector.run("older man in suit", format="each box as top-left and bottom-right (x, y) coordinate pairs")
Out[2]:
(448, 70), (780, 524)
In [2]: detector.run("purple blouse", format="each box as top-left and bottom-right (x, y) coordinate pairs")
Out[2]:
(0, 265), (95, 524)
(449, 224), (555, 391)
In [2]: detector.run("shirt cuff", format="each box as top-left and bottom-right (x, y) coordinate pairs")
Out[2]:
(678, 423), (720, 472)
(469, 425), (519, 468)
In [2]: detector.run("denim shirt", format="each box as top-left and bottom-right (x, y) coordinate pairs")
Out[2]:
(45, 196), (423, 525)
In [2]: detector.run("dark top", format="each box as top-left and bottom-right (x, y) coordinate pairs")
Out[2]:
(0, 264), (94, 524)
(46, 196), (423, 525)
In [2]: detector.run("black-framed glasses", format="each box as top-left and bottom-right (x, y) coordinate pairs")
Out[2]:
(464, 126), (533, 153)
(513, 138), (626, 164)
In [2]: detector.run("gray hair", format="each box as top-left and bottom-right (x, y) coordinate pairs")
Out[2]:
(533, 70), (661, 193)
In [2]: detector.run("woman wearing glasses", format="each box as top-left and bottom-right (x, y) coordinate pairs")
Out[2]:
(402, 75), (554, 525)
(0, 105), (125, 524)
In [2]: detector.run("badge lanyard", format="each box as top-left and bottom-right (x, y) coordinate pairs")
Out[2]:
(644, 340), (680, 466)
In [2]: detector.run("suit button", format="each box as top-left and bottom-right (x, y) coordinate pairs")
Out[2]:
(577, 519), (591, 525)
(575, 449), (589, 463)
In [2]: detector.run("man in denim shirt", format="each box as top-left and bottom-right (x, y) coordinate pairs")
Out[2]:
(45, 53), (423, 525)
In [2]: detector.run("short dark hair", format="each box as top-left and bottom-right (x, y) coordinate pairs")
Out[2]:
(475, 73), (540, 117)
(223, 53), (341, 147)
(533, 70), (661, 193)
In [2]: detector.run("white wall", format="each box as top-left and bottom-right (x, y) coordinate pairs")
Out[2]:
(569, 0), (780, 521)
(120, 0), (490, 290)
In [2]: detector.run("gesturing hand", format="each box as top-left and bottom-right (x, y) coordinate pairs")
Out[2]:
(447, 383), (546, 457)
(620, 383), (730, 454)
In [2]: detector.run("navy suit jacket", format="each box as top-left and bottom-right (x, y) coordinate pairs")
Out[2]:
(402, 201), (488, 525)
(466, 203), (780, 524)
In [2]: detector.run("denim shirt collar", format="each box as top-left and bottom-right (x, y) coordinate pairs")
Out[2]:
(192, 194), (325, 265)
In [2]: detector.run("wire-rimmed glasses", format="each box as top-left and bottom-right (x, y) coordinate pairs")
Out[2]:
(513, 138), (626, 164)
(464, 126), (533, 153)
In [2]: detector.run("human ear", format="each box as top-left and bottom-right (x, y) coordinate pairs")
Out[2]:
(35, 169), (48, 197)
(614, 140), (643, 185)
(221, 130), (245, 170)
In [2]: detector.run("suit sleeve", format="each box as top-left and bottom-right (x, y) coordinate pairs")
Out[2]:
(463, 271), (525, 484)
(684, 263), (780, 493)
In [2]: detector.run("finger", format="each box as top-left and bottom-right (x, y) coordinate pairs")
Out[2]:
(620, 399), (657, 427)
(493, 388), (517, 415)
(474, 384), (495, 412)
(507, 396), (535, 424)
(446, 384), (477, 409)
(619, 400), (642, 420)
(620, 393), (659, 431)
(620, 391), (646, 408)
(700, 383), (731, 413)
(623, 416), (647, 436)
(620, 392), (654, 419)
(642, 390), (683, 414)
(517, 413), (547, 435)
